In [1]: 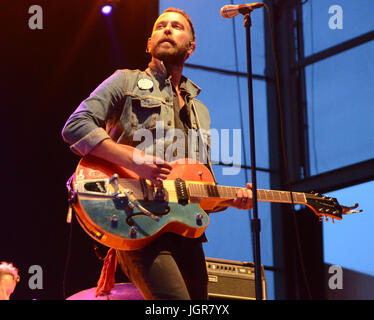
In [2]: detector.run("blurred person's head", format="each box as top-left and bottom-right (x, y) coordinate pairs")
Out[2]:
(0, 262), (20, 300)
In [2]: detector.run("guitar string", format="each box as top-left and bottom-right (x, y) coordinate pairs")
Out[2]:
(116, 180), (306, 203)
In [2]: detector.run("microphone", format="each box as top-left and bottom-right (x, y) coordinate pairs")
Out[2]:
(220, 3), (264, 19)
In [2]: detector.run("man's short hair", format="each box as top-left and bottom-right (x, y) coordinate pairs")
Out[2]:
(162, 8), (196, 42)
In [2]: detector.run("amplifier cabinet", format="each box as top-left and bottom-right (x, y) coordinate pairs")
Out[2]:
(206, 257), (267, 300)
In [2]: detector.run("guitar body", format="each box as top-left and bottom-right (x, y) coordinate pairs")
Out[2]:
(72, 152), (216, 251)
(70, 147), (357, 251)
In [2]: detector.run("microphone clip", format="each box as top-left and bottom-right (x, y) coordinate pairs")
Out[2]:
(238, 4), (256, 15)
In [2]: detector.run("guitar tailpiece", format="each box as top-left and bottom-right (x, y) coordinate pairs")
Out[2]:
(124, 189), (160, 222)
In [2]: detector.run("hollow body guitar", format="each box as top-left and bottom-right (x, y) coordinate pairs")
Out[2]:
(71, 146), (357, 251)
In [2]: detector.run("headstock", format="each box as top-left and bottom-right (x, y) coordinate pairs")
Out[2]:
(305, 191), (362, 222)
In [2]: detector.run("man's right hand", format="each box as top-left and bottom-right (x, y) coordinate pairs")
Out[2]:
(90, 139), (172, 184)
(130, 151), (172, 185)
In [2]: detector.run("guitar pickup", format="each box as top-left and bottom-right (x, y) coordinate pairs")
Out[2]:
(175, 178), (189, 205)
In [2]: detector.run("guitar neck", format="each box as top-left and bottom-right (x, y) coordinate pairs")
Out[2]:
(188, 183), (306, 205)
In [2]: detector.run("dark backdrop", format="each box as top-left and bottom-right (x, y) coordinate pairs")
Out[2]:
(0, 0), (158, 300)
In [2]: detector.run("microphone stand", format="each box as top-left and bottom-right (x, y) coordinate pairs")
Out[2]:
(238, 6), (263, 300)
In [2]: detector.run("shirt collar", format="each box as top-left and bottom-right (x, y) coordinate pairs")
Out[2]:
(146, 58), (201, 99)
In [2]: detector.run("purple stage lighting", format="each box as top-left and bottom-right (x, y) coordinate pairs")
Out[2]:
(101, 5), (113, 15)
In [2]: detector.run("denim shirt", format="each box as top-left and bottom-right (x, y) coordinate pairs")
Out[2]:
(61, 59), (212, 163)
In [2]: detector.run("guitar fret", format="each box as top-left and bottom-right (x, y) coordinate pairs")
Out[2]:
(256, 190), (305, 204)
(219, 186), (236, 199)
(281, 191), (289, 202)
(199, 184), (207, 197)
(294, 192), (306, 203)
(217, 186), (224, 198)
(198, 184), (205, 197)
(265, 189), (270, 200)
(267, 190), (273, 201)
(188, 183), (306, 205)
(258, 189), (267, 201)
(189, 183), (195, 197)
(257, 189), (263, 200)
(219, 186), (226, 198)
(272, 190), (279, 201)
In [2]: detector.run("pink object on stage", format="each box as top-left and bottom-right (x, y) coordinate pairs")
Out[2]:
(66, 283), (143, 300)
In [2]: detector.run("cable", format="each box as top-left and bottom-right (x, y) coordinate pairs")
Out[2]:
(62, 174), (76, 299)
(308, 0), (319, 174)
(62, 217), (73, 299)
(93, 243), (105, 261)
(229, 0), (251, 202)
(263, 2), (313, 299)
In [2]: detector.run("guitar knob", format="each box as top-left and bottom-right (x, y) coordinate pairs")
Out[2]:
(110, 215), (118, 228)
(129, 226), (137, 238)
(196, 213), (203, 226)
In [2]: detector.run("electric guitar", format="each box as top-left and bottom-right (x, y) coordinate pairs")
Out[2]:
(69, 147), (361, 251)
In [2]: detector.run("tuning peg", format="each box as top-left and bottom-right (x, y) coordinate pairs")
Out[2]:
(345, 209), (363, 214)
(310, 189), (322, 197)
(342, 203), (362, 215)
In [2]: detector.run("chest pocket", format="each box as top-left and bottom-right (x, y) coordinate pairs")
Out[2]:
(131, 97), (162, 130)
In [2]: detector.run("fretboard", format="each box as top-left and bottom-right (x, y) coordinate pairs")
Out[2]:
(188, 183), (306, 204)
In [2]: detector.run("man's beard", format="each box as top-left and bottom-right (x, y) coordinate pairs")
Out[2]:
(150, 41), (190, 65)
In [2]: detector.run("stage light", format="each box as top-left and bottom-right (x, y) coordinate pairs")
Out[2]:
(99, 0), (119, 15)
(101, 5), (113, 15)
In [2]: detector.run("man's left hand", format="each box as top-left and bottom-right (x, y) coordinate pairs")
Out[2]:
(230, 183), (253, 210)
(217, 183), (253, 210)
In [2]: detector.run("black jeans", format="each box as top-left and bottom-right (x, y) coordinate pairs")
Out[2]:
(116, 233), (208, 300)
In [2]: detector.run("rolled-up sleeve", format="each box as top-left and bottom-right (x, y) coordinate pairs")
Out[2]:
(61, 70), (126, 156)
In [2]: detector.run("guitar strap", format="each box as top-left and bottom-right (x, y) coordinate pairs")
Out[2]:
(190, 100), (218, 185)
(191, 100), (229, 214)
